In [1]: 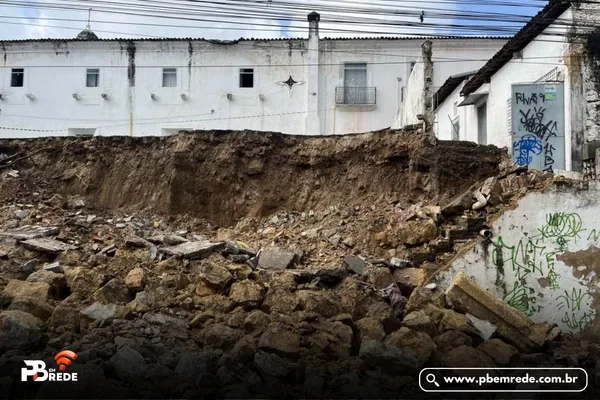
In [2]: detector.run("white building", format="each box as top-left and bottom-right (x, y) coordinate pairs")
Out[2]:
(0, 12), (505, 138)
(434, 0), (600, 172)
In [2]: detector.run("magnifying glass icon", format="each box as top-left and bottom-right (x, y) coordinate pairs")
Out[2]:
(426, 373), (440, 388)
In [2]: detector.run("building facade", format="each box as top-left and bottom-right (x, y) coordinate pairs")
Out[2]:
(0, 13), (505, 138)
(434, 0), (600, 173)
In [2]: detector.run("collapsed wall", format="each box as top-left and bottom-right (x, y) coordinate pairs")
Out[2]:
(0, 129), (504, 227)
(437, 179), (600, 339)
(2, 130), (598, 398)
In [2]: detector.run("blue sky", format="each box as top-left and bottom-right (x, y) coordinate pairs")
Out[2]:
(0, 0), (546, 40)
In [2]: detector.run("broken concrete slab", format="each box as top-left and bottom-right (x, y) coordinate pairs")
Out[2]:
(43, 262), (63, 273)
(257, 245), (297, 270)
(445, 272), (550, 352)
(159, 241), (225, 259)
(0, 226), (59, 241)
(21, 238), (76, 254)
(343, 256), (367, 276)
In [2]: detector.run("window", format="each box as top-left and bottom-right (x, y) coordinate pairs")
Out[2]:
(11, 68), (24, 87)
(344, 63), (367, 88)
(86, 69), (99, 87)
(342, 63), (370, 104)
(410, 62), (416, 74)
(162, 68), (177, 87)
(239, 68), (254, 88)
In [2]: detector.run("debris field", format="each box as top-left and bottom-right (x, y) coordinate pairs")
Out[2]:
(0, 130), (597, 398)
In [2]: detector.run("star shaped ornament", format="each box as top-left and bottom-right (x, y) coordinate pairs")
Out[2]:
(277, 72), (304, 96)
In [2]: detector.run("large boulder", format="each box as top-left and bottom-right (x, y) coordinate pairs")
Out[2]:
(478, 339), (519, 367)
(434, 330), (474, 355)
(258, 325), (301, 358)
(0, 310), (43, 353)
(393, 268), (426, 290)
(7, 296), (54, 321)
(355, 317), (386, 342)
(405, 286), (447, 314)
(201, 323), (244, 350)
(385, 327), (435, 368)
(438, 309), (482, 338)
(26, 270), (67, 298)
(80, 302), (132, 331)
(441, 345), (497, 368)
(397, 219), (438, 245)
(402, 310), (438, 337)
(49, 304), (80, 330)
(92, 278), (133, 304)
(257, 246), (298, 270)
(229, 280), (265, 309)
(199, 263), (232, 290)
(110, 346), (147, 382)
(175, 352), (216, 386)
(262, 290), (300, 315)
(125, 267), (146, 293)
(359, 338), (419, 373)
(193, 295), (234, 314)
(296, 291), (342, 319)
(3, 280), (50, 300)
(253, 351), (297, 378)
(63, 267), (104, 297)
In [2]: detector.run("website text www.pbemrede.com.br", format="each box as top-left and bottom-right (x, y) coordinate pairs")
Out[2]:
(419, 368), (588, 393)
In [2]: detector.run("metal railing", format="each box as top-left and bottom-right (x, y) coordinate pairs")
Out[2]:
(335, 87), (376, 105)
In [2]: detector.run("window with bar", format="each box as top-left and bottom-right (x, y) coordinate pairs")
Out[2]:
(339, 63), (375, 105)
(239, 68), (254, 88)
(11, 68), (24, 87)
(162, 68), (177, 87)
(86, 69), (99, 87)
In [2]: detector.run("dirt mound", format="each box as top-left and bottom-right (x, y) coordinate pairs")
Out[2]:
(0, 130), (505, 227)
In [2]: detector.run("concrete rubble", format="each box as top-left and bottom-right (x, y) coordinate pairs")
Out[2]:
(0, 133), (597, 398)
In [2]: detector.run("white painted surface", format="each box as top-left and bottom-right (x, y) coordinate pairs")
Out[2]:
(438, 187), (600, 333)
(400, 55), (424, 127)
(436, 9), (574, 166)
(435, 80), (468, 140)
(0, 31), (504, 137)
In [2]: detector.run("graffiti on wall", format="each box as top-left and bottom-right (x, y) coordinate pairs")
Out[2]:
(491, 212), (594, 331)
(512, 84), (565, 172)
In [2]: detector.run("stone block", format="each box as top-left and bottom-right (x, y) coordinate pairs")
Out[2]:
(445, 272), (550, 352)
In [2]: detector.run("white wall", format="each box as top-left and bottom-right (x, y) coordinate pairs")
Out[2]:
(435, 81), (465, 140)
(437, 185), (600, 335)
(0, 36), (505, 138)
(400, 54), (425, 127)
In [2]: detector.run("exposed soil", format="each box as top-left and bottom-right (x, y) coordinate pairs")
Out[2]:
(0, 129), (505, 227)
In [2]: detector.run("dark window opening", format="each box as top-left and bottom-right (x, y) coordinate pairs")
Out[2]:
(11, 68), (24, 87)
(86, 69), (99, 87)
(239, 68), (254, 88)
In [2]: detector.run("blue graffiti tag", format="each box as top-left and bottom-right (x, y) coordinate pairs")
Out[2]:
(513, 134), (543, 166)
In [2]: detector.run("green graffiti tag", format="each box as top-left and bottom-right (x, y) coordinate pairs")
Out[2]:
(539, 212), (584, 251)
(490, 212), (594, 332)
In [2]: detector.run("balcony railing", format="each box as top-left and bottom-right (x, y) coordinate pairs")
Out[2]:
(335, 87), (376, 105)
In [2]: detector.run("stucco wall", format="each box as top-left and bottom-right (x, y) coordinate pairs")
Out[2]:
(435, 81), (465, 140)
(438, 183), (600, 337)
(400, 54), (425, 127)
(0, 37), (505, 138)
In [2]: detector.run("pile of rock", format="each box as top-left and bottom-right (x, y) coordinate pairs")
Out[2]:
(0, 223), (596, 398)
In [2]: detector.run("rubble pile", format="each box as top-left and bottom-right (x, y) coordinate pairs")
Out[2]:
(0, 132), (596, 397)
